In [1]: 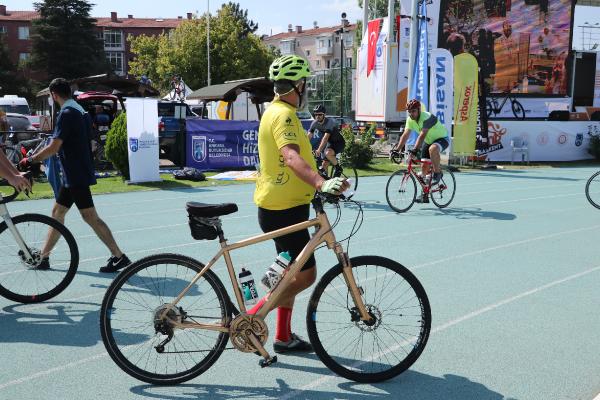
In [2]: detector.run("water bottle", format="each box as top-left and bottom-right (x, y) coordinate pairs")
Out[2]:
(424, 174), (431, 184)
(261, 252), (291, 290)
(239, 268), (259, 306)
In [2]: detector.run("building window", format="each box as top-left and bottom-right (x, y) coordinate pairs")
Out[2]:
(316, 59), (320, 67)
(326, 59), (331, 69)
(335, 36), (339, 43)
(280, 39), (295, 55)
(306, 49), (310, 57)
(0, 26), (7, 34)
(106, 51), (124, 75)
(104, 30), (123, 49)
(18, 26), (29, 40)
(346, 57), (352, 67)
(19, 53), (30, 62)
(344, 34), (353, 47)
(319, 39), (324, 48)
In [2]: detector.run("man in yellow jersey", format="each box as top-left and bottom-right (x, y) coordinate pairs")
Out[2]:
(250, 55), (348, 353)
(390, 99), (449, 202)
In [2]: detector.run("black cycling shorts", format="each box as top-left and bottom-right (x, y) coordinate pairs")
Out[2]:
(258, 204), (316, 271)
(421, 137), (449, 160)
(325, 140), (345, 155)
(56, 186), (94, 210)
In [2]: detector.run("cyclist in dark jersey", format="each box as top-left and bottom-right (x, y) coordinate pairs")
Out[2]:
(308, 105), (346, 177)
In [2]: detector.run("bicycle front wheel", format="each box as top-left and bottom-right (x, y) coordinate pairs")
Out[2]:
(100, 253), (232, 385)
(430, 168), (456, 208)
(511, 100), (525, 119)
(385, 170), (417, 213)
(0, 213), (78, 303)
(585, 171), (600, 209)
(306, 256), (431, 383)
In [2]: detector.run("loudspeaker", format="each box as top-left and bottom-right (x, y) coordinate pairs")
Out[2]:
(590, 111), (600, 121)
(548, 110), (569, 121)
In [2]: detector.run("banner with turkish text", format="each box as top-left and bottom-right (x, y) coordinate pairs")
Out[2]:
(126, 98), (160, 183)
(453, 53), (479, 154)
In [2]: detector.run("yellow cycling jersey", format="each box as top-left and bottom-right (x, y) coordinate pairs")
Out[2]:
(253, 100), (317, 210)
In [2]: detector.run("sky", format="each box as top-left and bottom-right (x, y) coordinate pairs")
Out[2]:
(2, 1), (600, 49)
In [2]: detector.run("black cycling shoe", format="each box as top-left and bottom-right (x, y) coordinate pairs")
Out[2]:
(415, 194), (430, 204)
(99, 254), (131, 273)
(431, 172), (443, 185)
(332, 165), (344, 178)
(273, 333), (313, 354)
(36, 257), (50, 270)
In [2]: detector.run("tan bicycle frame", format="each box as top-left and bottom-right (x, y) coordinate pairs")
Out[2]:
(162, 209), (372, 333)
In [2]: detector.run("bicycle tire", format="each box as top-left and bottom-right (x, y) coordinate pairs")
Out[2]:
(585, 171), (600, 210)
(486, 100), (494, 118)
(327, 164), (358, 191)
(306, 255), (431, 383)
(511, 100), (525, 120)
(0, 213), (78, 303)
(430, 168), (456, 209)
(385, 170), (417, 213)
(100, 253), (232, 385)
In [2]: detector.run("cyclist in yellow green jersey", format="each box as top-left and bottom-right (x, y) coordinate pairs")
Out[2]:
(391, 99), (449, 187)
(252, 55), (349, 353)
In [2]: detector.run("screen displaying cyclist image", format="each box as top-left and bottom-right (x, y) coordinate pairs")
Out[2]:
(439, 0), (573, 96)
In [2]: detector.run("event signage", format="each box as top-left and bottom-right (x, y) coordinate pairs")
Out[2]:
(410, 0), (429, 109)
(453, 53), (479, 155)
(429, 48), (453, 140)
(186, 119), (259, 170)
(594, 52), (600, 108)
(485, 121), (596, 162)
(126, 98), (160, 183)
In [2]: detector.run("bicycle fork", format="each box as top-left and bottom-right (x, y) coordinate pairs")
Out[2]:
(334, 244), (374, 324)
(0, 204), (35, 262)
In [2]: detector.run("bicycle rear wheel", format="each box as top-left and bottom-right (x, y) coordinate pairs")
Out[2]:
(100, 253), (232, 385)
(385, 170), (417, 213)
(327, 164), (358, 191)
(0, 213), (78, 303)
(430, 168), (456, 208)
(511, 100), (525, 119)
(585, 171), (600, 209)
(306, 256), (431, 383)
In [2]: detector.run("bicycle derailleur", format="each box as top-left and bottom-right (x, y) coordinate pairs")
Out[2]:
(153, 304), (187, 353)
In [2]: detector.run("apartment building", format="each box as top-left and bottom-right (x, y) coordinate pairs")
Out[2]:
(262, 19), (357, 73)
(0, 5), (191, 79)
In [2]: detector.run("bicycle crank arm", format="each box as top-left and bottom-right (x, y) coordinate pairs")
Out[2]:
(259, 355), (278, 368)
(246, 330), (277, 367)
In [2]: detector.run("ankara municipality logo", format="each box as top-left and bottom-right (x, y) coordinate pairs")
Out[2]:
(192, 136), (207, 162)
(129, 138), (139, 152)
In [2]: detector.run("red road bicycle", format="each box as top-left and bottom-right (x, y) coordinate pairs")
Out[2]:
(385, 151), (456, 213)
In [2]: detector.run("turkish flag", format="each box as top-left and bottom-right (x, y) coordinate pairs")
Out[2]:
(367, 19), (381, 77)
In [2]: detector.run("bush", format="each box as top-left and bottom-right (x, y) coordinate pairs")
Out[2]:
(104, 112), (130, 180)
(588, 134), (600, 161)
(340, 125), (375, 169)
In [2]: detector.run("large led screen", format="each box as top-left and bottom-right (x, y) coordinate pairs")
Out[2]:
(440, 0), (574, 95)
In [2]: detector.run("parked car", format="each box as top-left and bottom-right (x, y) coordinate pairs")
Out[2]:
(327, 115), (358, 131)
(26, 115), (41, 130)
(5, 113), (38, 141)
(0, 95), (31, 115)
(158, 101), (196, 161)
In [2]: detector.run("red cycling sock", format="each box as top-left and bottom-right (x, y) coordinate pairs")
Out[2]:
(246, 295), (268, 315)
(275, 307), (292, 342)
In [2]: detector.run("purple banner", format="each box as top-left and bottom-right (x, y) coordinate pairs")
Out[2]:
(186, 119), (259, 170)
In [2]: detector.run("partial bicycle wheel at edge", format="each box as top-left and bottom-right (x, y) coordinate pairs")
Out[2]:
(306, 255), (431, 383)
(430, 168), (456, 209)
(0, 213), (78, 303)
(385, 170), (417, 213)
(100, 253), (232, 385)
(585, 171), (600, 209)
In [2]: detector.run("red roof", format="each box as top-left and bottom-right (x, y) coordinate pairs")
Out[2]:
(265, 23), (358, 41)
(0, 9), (187, 28)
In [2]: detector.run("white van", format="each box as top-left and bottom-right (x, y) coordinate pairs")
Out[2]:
(0, 95), (31, 115)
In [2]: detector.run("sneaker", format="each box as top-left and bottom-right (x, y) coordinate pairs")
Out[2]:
(273, 333), (313, 354)
(415, 194), (429, 204)
(431, 172), (443, 185)
(332, 165), (343, 178)
(99, 254), (131, 273)
(36, 257), (50, 270)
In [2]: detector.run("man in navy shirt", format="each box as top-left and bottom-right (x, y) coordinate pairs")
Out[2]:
(20, 78), (131, 272)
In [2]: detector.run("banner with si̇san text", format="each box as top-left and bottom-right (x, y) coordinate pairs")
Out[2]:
(453, 53), (478, 155)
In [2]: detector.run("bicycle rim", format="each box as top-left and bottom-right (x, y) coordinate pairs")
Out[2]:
(100, 253), (231, 385)
(430, 169), (456, 208)
(0, 213), (78, 303)
(511, 100), (525, 119)
(385, 170), (417, 213)
(586, 171), (600, 210)
(307, 256), (431, 383)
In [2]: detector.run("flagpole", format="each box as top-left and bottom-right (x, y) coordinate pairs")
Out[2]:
(207, 0), (211, 86)
(407, 0), (418, 101)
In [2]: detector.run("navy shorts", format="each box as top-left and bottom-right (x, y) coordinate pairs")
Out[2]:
(258, 204), (316, 271)
(56, 186), (94, 210)
(421, 137), (449, 160)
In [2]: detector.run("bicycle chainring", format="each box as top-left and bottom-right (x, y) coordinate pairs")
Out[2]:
(229, 314), (269, 353)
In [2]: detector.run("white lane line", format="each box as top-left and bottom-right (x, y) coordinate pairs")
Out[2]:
(281, 263), (600, 399)
(593, 393), (600, 400)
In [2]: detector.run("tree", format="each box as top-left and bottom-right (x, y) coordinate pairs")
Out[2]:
(128, 3), (277, 93)
(0, 36), (32, 98)
(357, 0), (400, 20)
(30, 0), (108, 80)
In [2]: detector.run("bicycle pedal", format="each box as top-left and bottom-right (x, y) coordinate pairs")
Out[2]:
(258, 355), (277, 368)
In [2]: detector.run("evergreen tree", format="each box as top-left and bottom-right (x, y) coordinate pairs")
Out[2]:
(30, 0), (108, 80)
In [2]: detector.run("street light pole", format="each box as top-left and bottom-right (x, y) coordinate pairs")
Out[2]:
(207, 0), (211, 86)
(339, 12), (346, 118)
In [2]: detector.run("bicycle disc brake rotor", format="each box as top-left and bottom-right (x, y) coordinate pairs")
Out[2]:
(229, 314), (268, 352)
(354, 304), (382, 332)
(18, 248), (42, 269)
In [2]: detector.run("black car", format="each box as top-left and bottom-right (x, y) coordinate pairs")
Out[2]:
(158, 101), (196, 162)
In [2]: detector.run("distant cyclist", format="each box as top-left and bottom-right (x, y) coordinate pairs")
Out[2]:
(390, 99), (449, 200)
(308, 104), (346, 177)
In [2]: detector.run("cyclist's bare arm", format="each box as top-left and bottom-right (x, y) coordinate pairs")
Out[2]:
(280, 144), (326, 190)
(316, 132), (331, 154)
(30, 138), (62, 163)
(394, 128), (411, 151)
(0, 152), (31, 192)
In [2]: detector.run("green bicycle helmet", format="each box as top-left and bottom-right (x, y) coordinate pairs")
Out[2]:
(269, 55), (311, 81)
